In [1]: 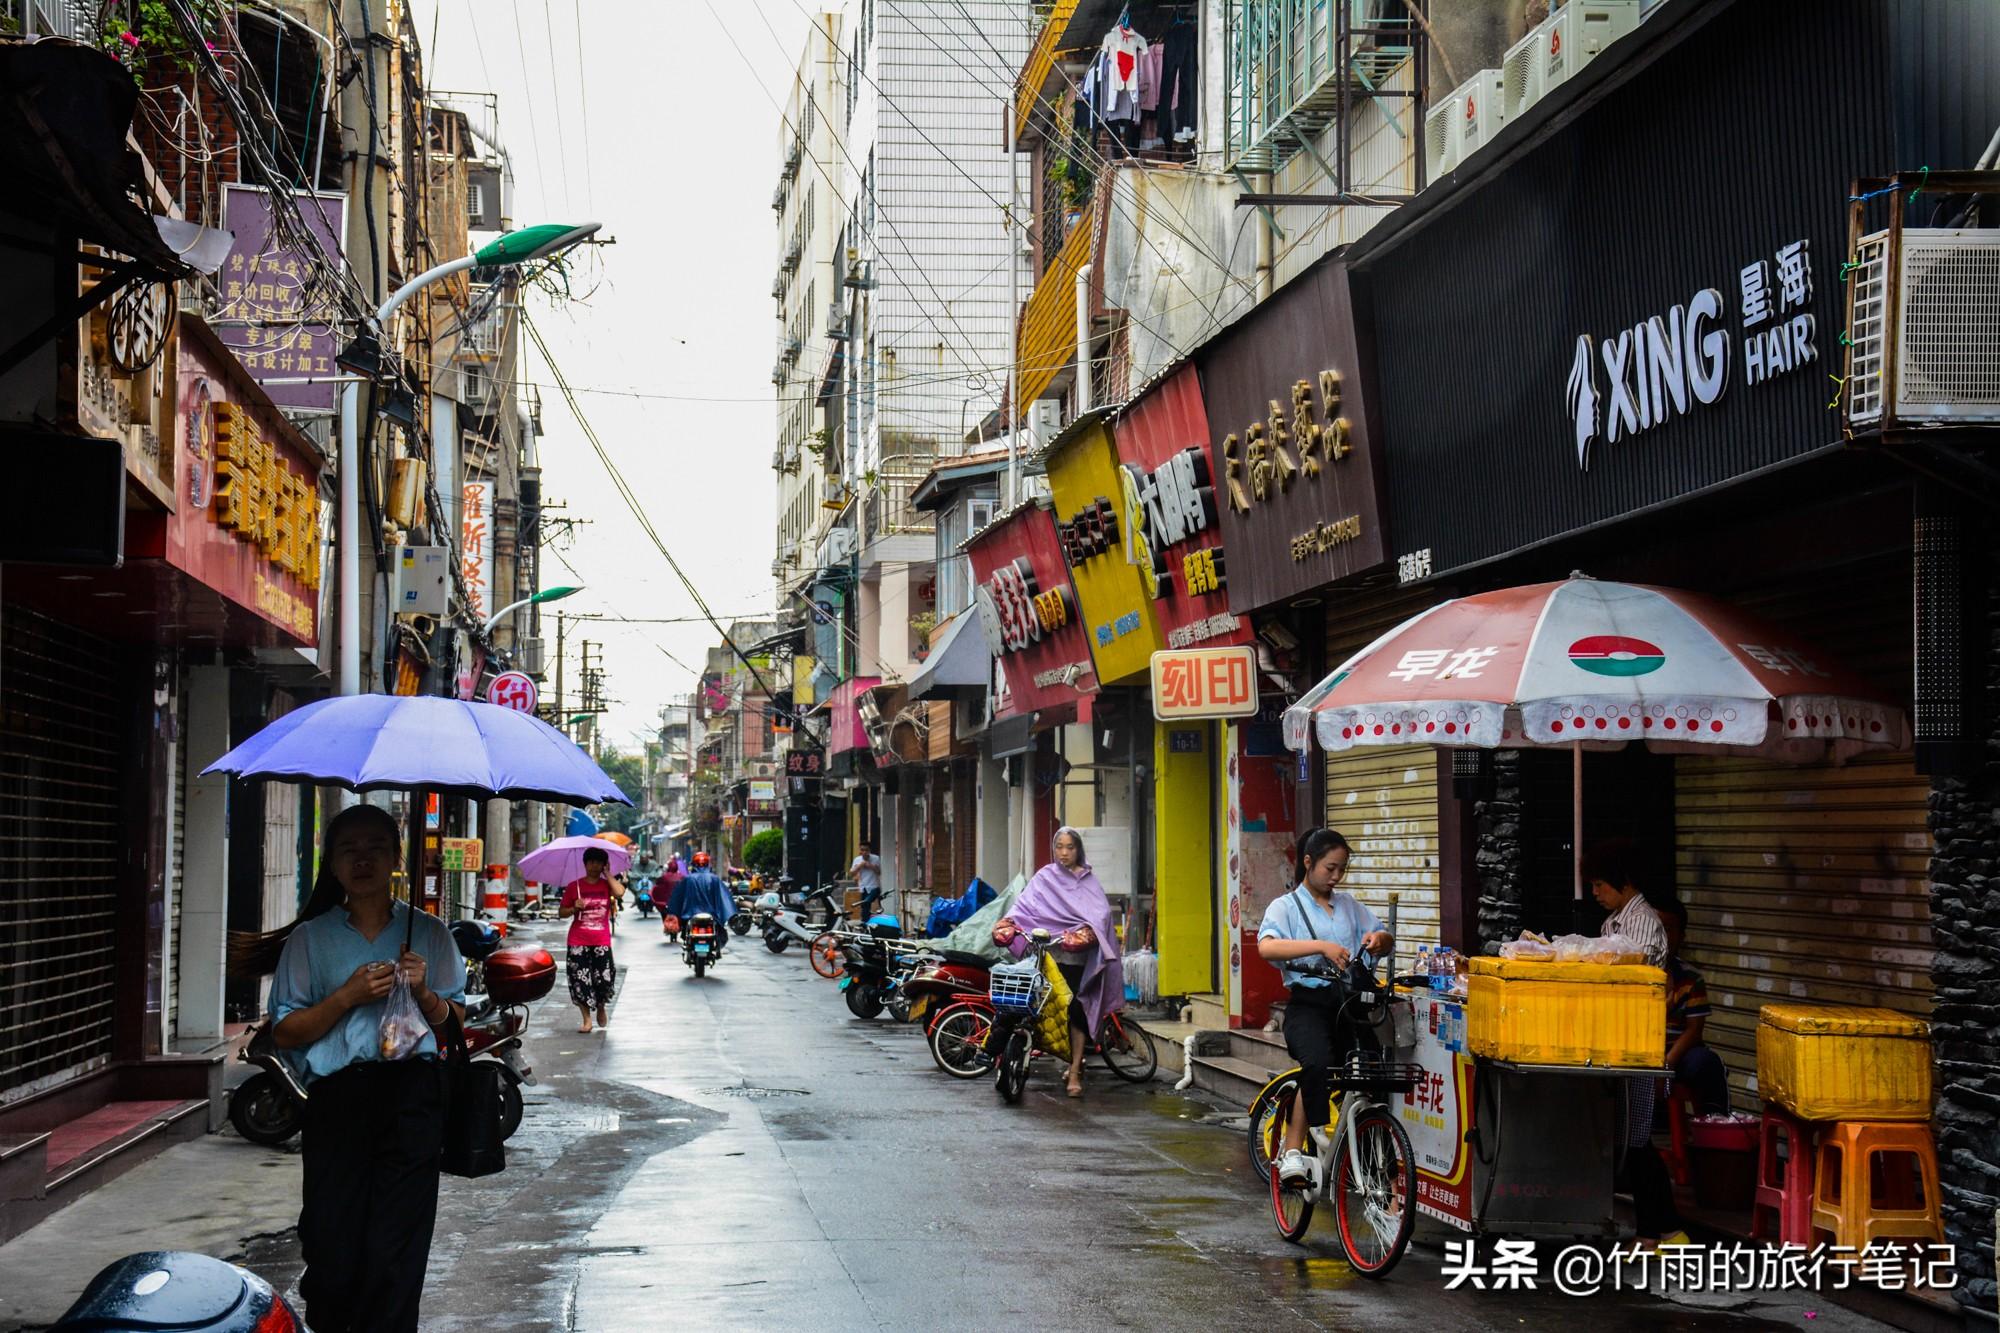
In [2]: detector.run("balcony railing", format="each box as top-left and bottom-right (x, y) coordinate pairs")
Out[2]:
(1016, 192), (1096, 410)
(1013, 0), (1081, 145)
(1225, 0), (1419, 173)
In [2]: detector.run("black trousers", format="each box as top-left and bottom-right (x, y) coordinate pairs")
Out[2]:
(299, 1059), (445, 1333)
(1282, 985), (1356, 1130)
(1161, 25), (1199, 139)
(1617, 1143), (1681, 1240)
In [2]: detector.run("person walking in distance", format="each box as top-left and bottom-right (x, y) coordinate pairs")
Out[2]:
(850, 840), (884, 915)
(562, 847), (624, 1033)
(230, 804), (466, 1333)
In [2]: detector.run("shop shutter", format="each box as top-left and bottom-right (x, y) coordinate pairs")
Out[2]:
(0, 608), (127, 1101)
(259, 692), (300, 931)
(1324, 746), (1441, 949)
(1319, 585), (1452, 952)
(1674, 750), (1932, 1107)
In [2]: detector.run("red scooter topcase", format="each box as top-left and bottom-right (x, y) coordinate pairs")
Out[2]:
(485, 947), (556, 1004)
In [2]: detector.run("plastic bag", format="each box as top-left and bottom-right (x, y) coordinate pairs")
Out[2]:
(1498, 930), (1556, 961)
(378, 966), (430, 1061)
(1549, 932), (1649, 965)
(1034, 953), (1074, 1063)
(1124, 947), (1159, 1004)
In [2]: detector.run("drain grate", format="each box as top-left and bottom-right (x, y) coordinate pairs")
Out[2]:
(704, 1083), (811, 1099)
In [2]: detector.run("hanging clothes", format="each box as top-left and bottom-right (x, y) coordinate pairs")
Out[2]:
(1100, 22), (1148, 104)
(1160, 21), (1199, 142)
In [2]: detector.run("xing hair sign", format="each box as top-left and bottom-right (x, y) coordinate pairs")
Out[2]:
(1564, 239), (1818, 471)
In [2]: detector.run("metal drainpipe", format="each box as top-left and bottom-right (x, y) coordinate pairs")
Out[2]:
(1255, 180), (1275, 301)
(1075, 262), (1094, 414)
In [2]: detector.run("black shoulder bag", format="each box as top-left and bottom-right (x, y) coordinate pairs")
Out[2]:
(408, 905), (507, 1179)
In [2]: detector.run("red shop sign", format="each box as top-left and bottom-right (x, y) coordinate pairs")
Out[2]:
(966, 502), (1096, 720)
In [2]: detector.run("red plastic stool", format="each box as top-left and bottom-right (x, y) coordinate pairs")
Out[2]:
(1751, 1104), (1816, 1245)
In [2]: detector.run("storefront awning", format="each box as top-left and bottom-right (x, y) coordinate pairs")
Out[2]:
(906, 610), (989, 703)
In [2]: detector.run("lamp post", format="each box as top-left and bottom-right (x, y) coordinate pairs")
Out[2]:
(337, 223), (601, 697)
(483, 583), (584, 634)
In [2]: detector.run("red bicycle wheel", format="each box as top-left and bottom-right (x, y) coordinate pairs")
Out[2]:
(1332, 1107), (1416, 1277)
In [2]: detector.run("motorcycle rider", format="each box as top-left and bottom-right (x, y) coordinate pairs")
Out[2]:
(667, 851), (735, 950)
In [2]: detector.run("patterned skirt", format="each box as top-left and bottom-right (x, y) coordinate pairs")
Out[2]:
(567, 944), (616, 1008)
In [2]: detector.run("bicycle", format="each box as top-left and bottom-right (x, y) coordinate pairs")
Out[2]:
(1263, 960), (1420, 1277)
(927, 999), (1158, 1083)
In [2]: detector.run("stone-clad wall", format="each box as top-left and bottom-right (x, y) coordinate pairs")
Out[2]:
(1927, 549), (2000, 1310)
(1474, 750), (1523, 951)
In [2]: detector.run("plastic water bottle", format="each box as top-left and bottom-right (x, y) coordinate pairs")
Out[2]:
(1418, 945), (1433, 990)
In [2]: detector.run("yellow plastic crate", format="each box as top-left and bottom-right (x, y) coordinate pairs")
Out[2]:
(1756, 1004), (1931, 1122)
(1466, 957), (1667, 1068)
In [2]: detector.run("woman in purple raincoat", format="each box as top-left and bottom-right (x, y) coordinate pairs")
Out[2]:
(993, 827), (1125, 1098)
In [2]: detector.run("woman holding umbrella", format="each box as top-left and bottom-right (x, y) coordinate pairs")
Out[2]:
(561, 847), (625, 1032)
(233, 804), (467, 1333)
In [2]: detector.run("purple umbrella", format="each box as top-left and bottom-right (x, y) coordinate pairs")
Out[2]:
(201, 695), (631, 805)
(519, 836), (632, 887)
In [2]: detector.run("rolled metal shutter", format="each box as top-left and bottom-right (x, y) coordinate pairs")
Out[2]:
(0, 609), (127, 1101)
(1323, 586), (1451, 950)
(258, 691), (301, 931)
(1674, 750), (1932, 1107)
(1324, 746), (1441, 948)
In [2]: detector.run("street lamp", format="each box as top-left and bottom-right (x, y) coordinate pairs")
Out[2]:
(483, 583), (584, 634)
(337, 223), (602, 697)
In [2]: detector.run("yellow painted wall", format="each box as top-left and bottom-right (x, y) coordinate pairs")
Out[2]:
(1044, 418), (1163, 686)
(1155, 720), (1215, 996)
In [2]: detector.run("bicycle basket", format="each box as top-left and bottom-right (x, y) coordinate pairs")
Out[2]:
(1330, 1052), (1424, 1095)
(988, 960), (1046, 1014)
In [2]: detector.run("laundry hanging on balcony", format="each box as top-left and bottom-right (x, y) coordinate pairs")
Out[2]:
(1073, 14), (1197, 154)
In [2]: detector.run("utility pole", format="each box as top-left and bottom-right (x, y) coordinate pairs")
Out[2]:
(554, 610), (568, 731)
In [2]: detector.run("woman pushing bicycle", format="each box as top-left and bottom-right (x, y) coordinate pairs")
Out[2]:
(1255, 827), (1394, 1190)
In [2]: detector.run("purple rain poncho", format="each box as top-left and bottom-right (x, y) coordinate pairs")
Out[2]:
(1003, 829), (1125, 1033)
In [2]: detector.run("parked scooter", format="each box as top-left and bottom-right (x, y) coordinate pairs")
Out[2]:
(760, 883), (843, 953)
(50, 1251), (300, 1331)
(835, 918), (922, 1020)
(228, 938), (553, 1147)
(682, 912), (723, 978)
(899, 950), (993, 1030)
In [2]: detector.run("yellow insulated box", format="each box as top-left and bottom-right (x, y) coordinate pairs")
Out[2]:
(1756, 1004), (1932, 1122)
(1467, 958), (1667, 1069)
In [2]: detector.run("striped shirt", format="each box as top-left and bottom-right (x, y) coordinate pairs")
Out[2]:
(1603, 894), (1669, 968)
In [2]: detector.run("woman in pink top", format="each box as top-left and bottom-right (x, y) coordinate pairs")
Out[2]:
(559, 847), (625, 1032)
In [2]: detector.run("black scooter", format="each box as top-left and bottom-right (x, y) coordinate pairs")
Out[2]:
(50, 1251), (299, 1330)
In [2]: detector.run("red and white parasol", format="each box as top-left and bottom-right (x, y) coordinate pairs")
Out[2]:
(1283, 576), (1908, 763)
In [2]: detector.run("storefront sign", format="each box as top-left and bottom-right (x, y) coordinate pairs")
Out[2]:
(139, 321), (324, 647)
(461, 481), (495, 622)
(487, 670), (538, 713)
(440, 838), (484, 872)
(1150, 646), (1259, 720)
(1403, 996), (1476, 1231)
(1565, 240), (1816, 472)
(1044, 411), (1163, 686)
(748, 780), (778, 815)
(218, 186), (346, 412)
(1110, 364), (1251, 654)
(1347, 1), (1868, 578)
(1197, 260), (1389, 613)
(784, 748), (825, 776)
(965, 504), (1096, 719)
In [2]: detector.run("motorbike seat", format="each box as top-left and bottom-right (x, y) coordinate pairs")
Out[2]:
(935, 949), (992, 970)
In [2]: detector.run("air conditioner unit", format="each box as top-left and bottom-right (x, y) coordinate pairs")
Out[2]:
(1500, 27), (1544, 121)
(1540, 0), (1641, 97)
(825, 305), (850, 340)
(771, 276), (784, 299)
(771, 362), (786, 386)
(1029, 397), (1064, 441)
(1847, 228), (2000, 428)
(1423, 95), (1461, 178)
(1453, 69), (1506, 161)
(467, 182), (486, 221)
(817, 526), (857, 567)
(771, 448), (786, 471)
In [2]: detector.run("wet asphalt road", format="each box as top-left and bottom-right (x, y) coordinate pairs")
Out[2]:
(0, 906), (1901, 1330)
(425, 912), (1887, 1332)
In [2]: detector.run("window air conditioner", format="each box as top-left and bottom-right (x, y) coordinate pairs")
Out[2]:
(1847, 228), (2000, 428)
(1453, 69), (1506, 162)
(1423, 94), (1461, 179)
(1029, 397), (1064, 441)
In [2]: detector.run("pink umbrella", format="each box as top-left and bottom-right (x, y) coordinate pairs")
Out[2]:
(1283, 576), (1910, 896)
(519, 835), (632, 888)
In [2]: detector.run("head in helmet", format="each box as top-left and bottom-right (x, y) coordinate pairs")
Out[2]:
(692, 851), (712, 868)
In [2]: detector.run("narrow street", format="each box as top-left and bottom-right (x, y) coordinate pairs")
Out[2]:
(2, 912), (1899, 1330)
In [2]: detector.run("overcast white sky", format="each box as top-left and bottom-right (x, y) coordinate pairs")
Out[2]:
(410, 0), (811, 751)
